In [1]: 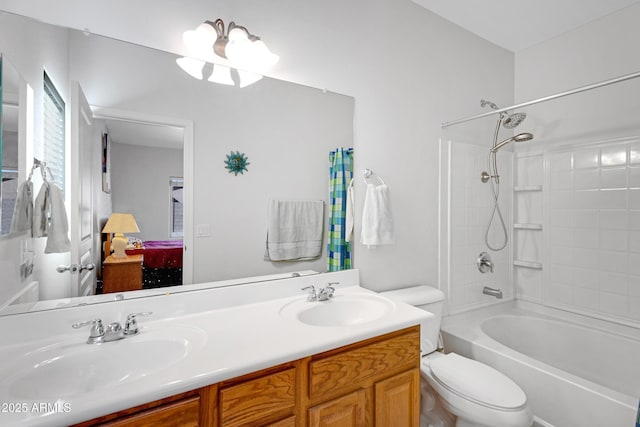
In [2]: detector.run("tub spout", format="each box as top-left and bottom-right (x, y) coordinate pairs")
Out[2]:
(483, 286), (503, 299)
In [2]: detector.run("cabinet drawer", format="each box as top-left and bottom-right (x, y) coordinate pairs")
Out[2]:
(102, 396), (199, 427)
(220, 367), (296, 427)
(309, 328), (420, 399)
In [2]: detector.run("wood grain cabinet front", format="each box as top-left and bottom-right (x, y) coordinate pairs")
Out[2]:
(75, 326), (421, 427)
(219, 368), (296, 427)
(102, 254), (143, 293)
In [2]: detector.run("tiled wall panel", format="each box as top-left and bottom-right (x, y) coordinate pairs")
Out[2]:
(544, 140), (640, 324)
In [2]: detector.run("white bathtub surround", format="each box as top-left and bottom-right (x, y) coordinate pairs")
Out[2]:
(441, 299), (640, 427)
(515, 137), (640, 326)
(440, 140), (514, 314)
(0, 269), (429, 426)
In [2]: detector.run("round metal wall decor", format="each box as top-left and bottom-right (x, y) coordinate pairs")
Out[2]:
(224, 151), (250, 175)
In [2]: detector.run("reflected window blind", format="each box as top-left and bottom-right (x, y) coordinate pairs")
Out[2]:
(43, 72), (65, 193)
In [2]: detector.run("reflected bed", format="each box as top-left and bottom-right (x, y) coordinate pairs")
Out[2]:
(126, 240), (183, 288)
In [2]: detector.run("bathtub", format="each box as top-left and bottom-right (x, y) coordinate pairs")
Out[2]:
(440, 300), (640, 427)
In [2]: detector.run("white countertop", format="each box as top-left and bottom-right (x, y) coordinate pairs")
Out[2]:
(0, 283), (429, 426)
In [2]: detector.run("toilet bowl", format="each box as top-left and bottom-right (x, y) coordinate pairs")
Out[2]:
(381, 286), (532, 427)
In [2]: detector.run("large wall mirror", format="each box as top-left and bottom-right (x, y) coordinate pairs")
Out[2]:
(0, 54), (20, 236)
(0, 10), (354, 315)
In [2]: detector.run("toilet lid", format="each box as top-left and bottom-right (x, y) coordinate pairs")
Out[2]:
(428, 353), (527, 410)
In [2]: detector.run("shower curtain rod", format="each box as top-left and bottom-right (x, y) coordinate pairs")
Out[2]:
(440, 69), (640, 128)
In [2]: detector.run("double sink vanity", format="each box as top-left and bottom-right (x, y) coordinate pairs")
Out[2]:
(0, 270), (430, 426)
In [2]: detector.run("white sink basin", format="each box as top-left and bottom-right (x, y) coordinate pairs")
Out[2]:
(280, 292), (394, 327)
(2, 324), (206, 400)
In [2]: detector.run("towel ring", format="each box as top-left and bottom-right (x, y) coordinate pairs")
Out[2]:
(363, 168), (386, 185)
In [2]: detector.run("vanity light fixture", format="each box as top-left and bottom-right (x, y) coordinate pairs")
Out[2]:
(178, 18), (278, 87)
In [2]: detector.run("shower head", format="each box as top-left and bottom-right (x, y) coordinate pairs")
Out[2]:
(503, 112), (527, 129)
(490, 132), (533, 152)
(481, 99), (527, 128)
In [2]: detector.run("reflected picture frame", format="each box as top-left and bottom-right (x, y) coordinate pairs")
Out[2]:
(101, 132), (111, 193)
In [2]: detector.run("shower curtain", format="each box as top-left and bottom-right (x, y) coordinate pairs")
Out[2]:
(327, 147), (354, 271)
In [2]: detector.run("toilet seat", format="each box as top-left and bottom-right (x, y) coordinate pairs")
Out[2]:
(426, 353), (527, 411)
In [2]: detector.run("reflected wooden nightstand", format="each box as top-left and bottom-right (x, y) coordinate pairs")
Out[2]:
(102, 254), (143, 293)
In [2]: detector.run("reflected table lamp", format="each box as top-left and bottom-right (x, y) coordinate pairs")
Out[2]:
(102, 213), (140, 258)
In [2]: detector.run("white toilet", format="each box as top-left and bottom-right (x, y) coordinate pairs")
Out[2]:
(381, 285), (533, 427)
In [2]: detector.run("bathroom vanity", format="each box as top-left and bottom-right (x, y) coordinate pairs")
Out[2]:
(73, 326), (420, 426)
(0, 270), (429, 426)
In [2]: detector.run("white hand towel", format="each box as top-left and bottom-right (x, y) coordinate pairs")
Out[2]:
(361, 184), (394, 247)
(265, 200), (324, 261)
(32, 182), (49, 238)
(345, 179), (354, 243)
(10, 181), (33, 235)
(44, 182), (70, 253)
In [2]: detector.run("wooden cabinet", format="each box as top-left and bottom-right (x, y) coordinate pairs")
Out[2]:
(102, 254), (143, 293)
(74, 326), (420, 427)
(374, 370), (421, 427)
(219, 368), (296, 427)
(308, 389), (367, 427)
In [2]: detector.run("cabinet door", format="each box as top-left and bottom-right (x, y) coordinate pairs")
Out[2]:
(308, 389), (367, 427)
(374, 369), (420, 427)
(101, 396), (200, 427)
(219, 368), (296, 427)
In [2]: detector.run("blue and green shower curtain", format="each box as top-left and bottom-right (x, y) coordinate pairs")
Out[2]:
(327, 147), (354, 271)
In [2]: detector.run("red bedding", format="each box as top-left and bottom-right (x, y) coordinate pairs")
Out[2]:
(126, 240), (183, 269)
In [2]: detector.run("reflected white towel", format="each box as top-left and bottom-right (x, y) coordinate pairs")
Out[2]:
(345, 179), (354, 243)
(44, 183), (70, 253)
(361, 184), (394, 246)
(265, 200), (324, 261)
(32, 182), (70, 253)
(32, 183), (48, 238)
(10, 181), (33, 235)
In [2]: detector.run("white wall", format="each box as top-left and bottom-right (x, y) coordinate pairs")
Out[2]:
(110, 141), (183, 242)
(0, 0), (514, 293)
(514, 4), (640, 324)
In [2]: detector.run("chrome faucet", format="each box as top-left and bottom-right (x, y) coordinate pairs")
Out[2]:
(72, 312), (152, 344)
(302, 285), (318, 301)
(483, 286), (503, 299)
(301, 282), (339, 301)
(317, 282), (338, 301)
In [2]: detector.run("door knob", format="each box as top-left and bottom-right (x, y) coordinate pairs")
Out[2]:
(56, 265), (78, 273)
(79, 263), (95, 272)
(56, 263), (95, 273)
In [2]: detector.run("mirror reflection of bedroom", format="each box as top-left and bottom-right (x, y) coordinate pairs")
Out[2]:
(99, 118), (184, 294)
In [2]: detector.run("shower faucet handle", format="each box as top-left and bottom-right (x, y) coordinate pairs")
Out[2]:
(477, 252), (494, 274)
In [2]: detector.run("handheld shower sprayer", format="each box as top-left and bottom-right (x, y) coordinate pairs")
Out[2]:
(480, 99), (534, 252)
(490, 132), (534, 153)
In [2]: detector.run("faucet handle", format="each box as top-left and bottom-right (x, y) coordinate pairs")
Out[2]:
(124, 312), (152, 336)
(323, 282), (339, 297)
(72, 319), (105, 343)
(301, 285), (317, 301)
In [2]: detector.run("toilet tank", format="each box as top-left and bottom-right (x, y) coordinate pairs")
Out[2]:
(380, 285), (445, 354)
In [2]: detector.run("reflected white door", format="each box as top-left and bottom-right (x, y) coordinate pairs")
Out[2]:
(69, 81), (95, 297)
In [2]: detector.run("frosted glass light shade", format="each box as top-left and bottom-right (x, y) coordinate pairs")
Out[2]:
(252, 40), (279, 70)
(183, 23), (217, 58)
(208, 64), (234, 85)
(176, 57), (205, 80)
(238, 70), (263, 88)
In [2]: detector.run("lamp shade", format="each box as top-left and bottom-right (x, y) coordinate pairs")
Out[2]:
(102, 213), (140, 234)
(103, 213), (140, 258)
